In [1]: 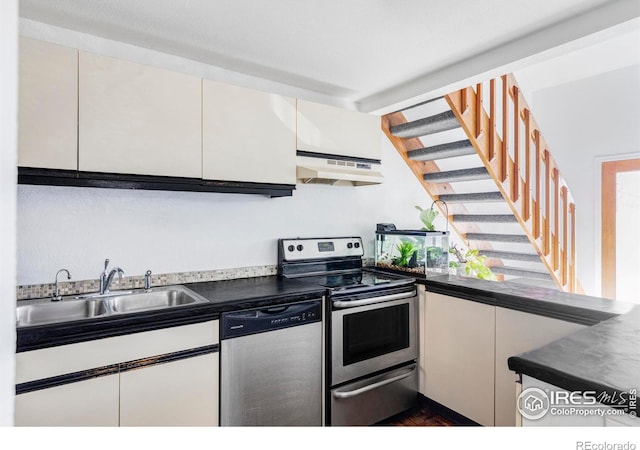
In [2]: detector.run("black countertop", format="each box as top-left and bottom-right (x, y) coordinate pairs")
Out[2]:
(415, 272), (634, 326)
(508, 306), (640, 413)
(17, 276), (326, 352)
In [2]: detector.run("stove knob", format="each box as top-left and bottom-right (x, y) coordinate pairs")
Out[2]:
(297, 244), (304, 251)
(347, 243), (353, 249)
(354, 242), (360, 248)
(287, 245), (295, 252)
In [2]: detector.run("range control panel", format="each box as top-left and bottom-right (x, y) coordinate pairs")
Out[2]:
(279, 237), (364, 261)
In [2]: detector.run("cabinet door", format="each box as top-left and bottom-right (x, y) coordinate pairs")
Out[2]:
(19, 38), (78, 170)
(15, 374), (119, 426)
(79, 52), (202, 177)
(120, 352), (219, 426)
(203, 80), (296, 184)
(495, 307), (585, 426)
(424, 292), (495, 426)
(297, 99), (381, 161)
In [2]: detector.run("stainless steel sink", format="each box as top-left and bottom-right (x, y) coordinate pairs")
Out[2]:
(16, 298), (109, 327)
(16, 285), (208, 328)
(106, 286), (206, 313)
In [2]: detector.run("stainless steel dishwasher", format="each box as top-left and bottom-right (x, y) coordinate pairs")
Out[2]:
(220, 299), (323, 426)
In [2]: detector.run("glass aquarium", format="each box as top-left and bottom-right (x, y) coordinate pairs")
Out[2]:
(375, 230), (449, 276)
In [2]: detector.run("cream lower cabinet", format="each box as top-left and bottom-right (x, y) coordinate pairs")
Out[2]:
(15, 320), (219, 426)
(420, 288), (588, 427)
(19, 37), (78, 170)
(423, 292), (496, 426)
(15, 374), (120, 426)
(120, 352), (219, 426)
(203, 80), (296, 184)
(79, 51), (202, 178)
(495, 307), (585, 426)
(296, 99), (382, 161)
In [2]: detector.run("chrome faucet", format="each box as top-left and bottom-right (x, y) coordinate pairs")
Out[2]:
(99, 259), (125, 295)
(52, 268), (71, 301)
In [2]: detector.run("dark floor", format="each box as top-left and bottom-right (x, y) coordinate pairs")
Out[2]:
(376, 395), (479, 426)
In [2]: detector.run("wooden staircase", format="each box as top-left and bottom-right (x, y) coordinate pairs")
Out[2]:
(382, 74), (581, 293)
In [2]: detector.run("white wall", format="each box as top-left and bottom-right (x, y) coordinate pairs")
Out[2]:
(0, 0), (18, 427)
(17, 138), (444, 285)
(528, 65), (640, 296)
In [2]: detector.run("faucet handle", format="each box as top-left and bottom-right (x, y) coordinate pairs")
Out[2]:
(144, 270), (152, 291)
(103, 258), (110, 273)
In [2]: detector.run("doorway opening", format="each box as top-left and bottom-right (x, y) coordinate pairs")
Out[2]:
(601, 158), (640, 302)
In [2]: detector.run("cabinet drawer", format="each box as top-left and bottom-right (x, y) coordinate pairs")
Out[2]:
(17, 320), (219, 383)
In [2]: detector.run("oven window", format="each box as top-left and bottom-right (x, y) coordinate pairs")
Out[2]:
(342, 304), (409, 366)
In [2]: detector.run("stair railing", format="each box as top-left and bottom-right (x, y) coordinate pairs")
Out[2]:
(445, 74), (579, 293)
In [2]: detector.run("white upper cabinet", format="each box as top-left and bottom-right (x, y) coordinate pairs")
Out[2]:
(19, 38), (78, 170)
(203, 80), (296, 184)
(296, 99), (382, 161)
(78, 52), (202, 178)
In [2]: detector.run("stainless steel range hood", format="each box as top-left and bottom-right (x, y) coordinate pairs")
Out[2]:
(296, 154), (384, 186)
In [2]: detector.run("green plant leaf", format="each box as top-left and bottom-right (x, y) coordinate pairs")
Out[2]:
(418, 208), (438, 231)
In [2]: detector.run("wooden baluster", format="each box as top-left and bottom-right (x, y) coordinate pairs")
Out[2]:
(461, 87), (467, 113)
(570, 203), (576, 292)
(501, 75), (508, 182)
(489, 79), (496, 161)
(534, 131), (541, 238)
(561, 186), (568, 286)
(524, 109), (531, 221)
(512, 85), (519, 202)
(543, 150), (550, 256)
(475, 82), (483, 137)
(553, 167), (560, 271)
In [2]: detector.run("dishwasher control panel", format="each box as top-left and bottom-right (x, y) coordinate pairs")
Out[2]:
(221, 300), (322, 340)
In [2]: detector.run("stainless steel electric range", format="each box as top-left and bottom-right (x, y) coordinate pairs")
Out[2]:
(278, 236), (419, 426)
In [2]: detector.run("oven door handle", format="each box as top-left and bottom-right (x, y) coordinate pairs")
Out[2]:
(333, 290), (416, 309)
(332, 364), (417, 399)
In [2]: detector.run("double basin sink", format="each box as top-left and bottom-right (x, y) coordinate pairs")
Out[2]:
(16, 285), (208, 328)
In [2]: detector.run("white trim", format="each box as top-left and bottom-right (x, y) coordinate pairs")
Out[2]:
(594, 152), (640, 297)
(0, 0), (17, 427)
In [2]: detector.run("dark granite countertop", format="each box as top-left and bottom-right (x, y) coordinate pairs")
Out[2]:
(414, 273), (634, 326)
(508, 306), (640, 413)
(17, 275), (326, 352)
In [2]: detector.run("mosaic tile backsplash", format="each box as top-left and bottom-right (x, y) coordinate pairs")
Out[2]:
(17, 265), (278, 301)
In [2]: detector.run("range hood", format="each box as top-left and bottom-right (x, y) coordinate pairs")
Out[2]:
(296, 154), (384, 186)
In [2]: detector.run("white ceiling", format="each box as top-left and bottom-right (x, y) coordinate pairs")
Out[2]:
(18, 0), (640, 112)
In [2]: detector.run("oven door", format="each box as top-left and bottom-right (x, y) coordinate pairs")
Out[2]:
(331, 289), (418, 386)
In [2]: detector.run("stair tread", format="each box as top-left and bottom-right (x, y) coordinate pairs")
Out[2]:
(408, 140), (475, 161)
(423, 167), (490, 183)
(466, 233), (530, 243)
(478, 250), (541, 262)
(491, 266), (553, 280)
(437, 192), (504, 203)
(390, 110), (459, 138)
(452, 214), (517, 223)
